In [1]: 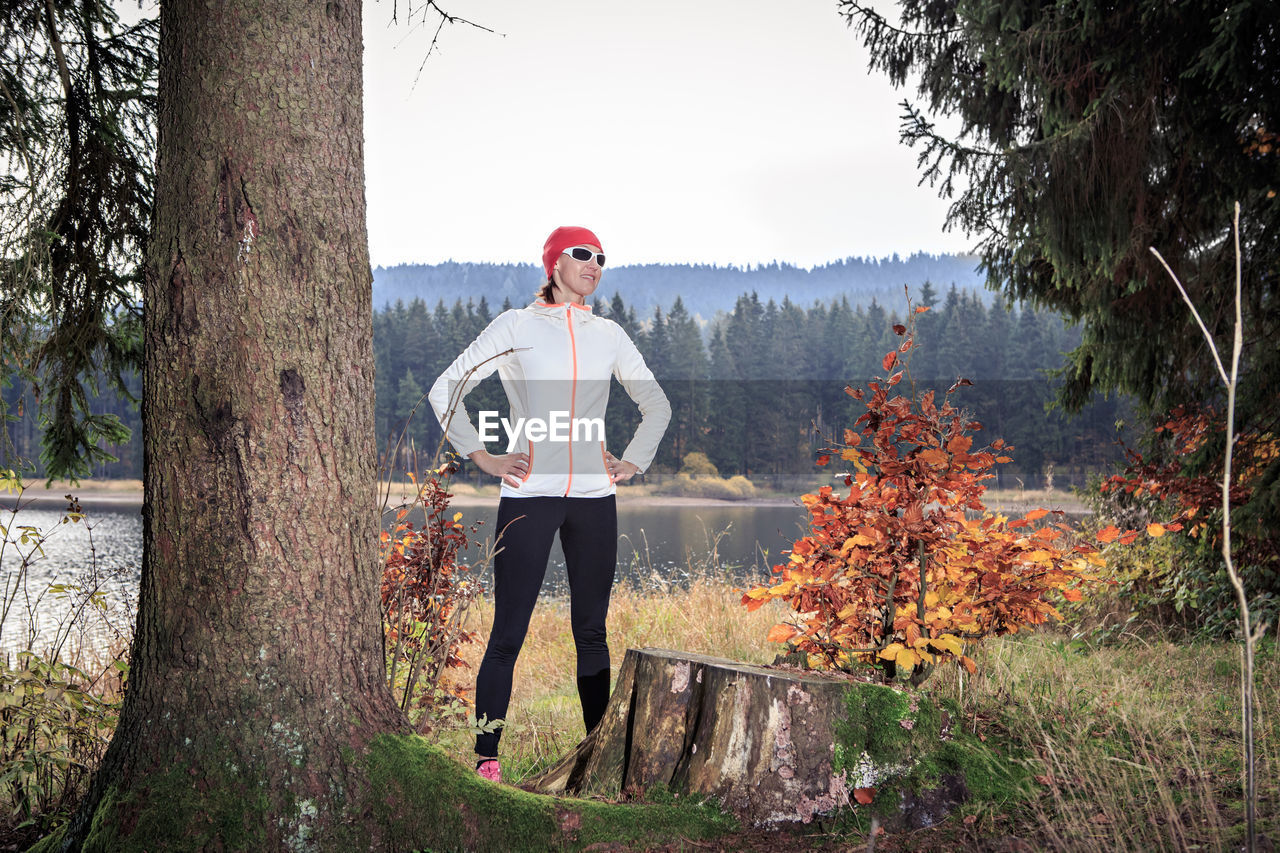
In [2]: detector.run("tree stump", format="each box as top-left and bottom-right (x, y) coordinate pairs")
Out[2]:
(529, 648), (967, 827)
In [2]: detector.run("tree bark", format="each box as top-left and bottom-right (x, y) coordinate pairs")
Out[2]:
(61, 1), (409, 848)
(530, 648), (967, 828)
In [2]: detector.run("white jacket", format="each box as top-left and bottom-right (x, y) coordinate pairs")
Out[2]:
(428, 301), (671, 498)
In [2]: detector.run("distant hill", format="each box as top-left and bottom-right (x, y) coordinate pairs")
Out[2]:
(372, 252), (987, 323)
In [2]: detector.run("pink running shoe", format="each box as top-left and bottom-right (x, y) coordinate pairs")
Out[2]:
(476, 758), (501, 783)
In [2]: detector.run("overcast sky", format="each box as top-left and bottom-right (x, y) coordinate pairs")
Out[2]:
(361, 0), (973, 269)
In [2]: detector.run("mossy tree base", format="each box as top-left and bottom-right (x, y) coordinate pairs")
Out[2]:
(366, 735), (736, 852)
(530, 648), (972, 828)
(29, 735), (737, 852)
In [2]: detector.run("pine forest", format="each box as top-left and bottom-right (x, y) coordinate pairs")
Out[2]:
(4, 268), (1131, 492)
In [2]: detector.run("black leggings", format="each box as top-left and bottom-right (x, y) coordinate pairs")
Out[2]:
(474, 495), (617, 757)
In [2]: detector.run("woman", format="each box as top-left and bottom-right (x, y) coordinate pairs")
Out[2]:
(428, 226), (670, 783)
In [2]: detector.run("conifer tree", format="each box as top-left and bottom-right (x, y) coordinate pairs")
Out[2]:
(600, 293), (642, 469)
(395, 369), (428, 459)
(1, 1), (157, 477)
(664, 296), (709, 466)
(843, 0), (1279, 519)
(706, 326), (746, 476)
(908, 280), (943, 381)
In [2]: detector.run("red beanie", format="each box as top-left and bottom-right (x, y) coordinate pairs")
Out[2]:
(542, 226), (603, 280)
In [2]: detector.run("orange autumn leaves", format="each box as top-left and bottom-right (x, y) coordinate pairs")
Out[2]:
(380, 467), (480, 714)
(1099, 404), (1275, 546)
(1093, 520), (1182, 546)
(742, 307), (1106, 684)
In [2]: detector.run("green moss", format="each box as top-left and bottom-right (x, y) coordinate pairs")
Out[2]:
(363, 733), (737, 852)
(34, 735), (734, 853)
(828, 686), (1033, 832)
(26, 736), (287, 852)
(575, 794), (736, 848)
(24, 826), (64, 853)
(832, 681), (945, 773)
(1211, 657), (1237, 679)
(838, 728), (1033, 834)
(77, 761), (273, 853)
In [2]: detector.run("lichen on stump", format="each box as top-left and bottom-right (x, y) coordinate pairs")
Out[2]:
(529, 648), (969, 828)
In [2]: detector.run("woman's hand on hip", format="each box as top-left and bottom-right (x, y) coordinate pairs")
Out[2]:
(604, 452), (640, 484)
(469, 449), (530, 488)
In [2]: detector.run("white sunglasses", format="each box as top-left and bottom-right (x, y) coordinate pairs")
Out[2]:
(562, 246), (606, 267)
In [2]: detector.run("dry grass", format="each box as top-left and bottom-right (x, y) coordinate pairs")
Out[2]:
(435, 577), (785, 783)
(29, 479), (144, 494)
(926, 631), (1277, 851)
(436, 573), (1275, 850)
(979, 487), (1089, 514)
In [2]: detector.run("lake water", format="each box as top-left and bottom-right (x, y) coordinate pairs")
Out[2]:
(0, 499), (142, 655)
(1, 496), (807, 652)
(4, 493), (1086, 654)
(439, 501), (810, 592)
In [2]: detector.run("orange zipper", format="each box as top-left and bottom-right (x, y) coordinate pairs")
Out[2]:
(564, 305), (578, 495)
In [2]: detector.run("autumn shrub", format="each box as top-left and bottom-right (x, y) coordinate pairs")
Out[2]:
(1088, 406), (1279, 637)
(663, 471), (758, 501)
(380, 463), (484, 735)
(648, 452), (756, 500)
(743, 303), (1106, 685)
(678, 452), (719, 478)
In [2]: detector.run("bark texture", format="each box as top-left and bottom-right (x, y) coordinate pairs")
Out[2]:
(62, 2), (408, 849)
(530, 648), (967, 828)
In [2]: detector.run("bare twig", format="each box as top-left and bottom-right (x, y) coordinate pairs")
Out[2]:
(376, 346), (522, 516)
(382, 1), (503, 92)
(1149, 201), (1259, 852)
(1148, 247), (1229, 385)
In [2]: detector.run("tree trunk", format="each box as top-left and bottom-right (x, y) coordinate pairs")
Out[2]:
(530, 648), (967, 828)
(62, 2), (408, 848)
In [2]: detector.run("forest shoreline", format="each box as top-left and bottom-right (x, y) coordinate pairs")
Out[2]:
(12, 480), (1090, 515)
